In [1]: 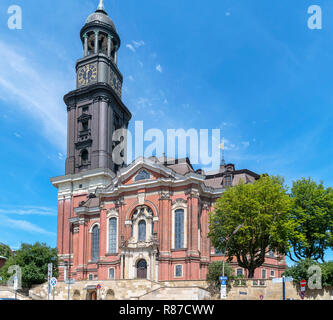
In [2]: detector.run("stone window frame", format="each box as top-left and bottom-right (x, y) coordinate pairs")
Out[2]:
(134, 169), (150, 182)
(108, 267), (115, 280)
(88, 273), (93, 281)
(130, 206), (153, 243)
(270, 270), (275, 278)
(107, 210), (119, 254)
(89, 222), (100, 262)
(262, 268), (267, 279)
(171, 201), (187, 250)
(236, 268), (244, 276)
(138, 219), (147, 242)
(174, 264), (183, 278)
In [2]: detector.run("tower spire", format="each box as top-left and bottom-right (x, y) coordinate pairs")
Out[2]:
(96, 0), (107, 14)
(219, 138), (226, 165)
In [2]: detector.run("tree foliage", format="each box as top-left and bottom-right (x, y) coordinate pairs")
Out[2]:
(0, 242), (58, 288)
(288, 178), (333, 263)
(206, 261), (235, 293)
(209, 175), (297, 278)
(0, 243), (12, 259)
(283, 259), (333, 287)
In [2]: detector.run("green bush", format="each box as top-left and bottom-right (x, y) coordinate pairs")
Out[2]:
(283, 259), (333, 287)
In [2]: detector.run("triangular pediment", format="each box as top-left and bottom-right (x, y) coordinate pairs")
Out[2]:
(117, 157), (183, 186)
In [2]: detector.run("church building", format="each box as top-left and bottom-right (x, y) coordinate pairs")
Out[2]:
(51, 0), (287, 284)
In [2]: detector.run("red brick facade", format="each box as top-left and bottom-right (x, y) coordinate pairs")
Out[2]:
(52, 159), (287, 282)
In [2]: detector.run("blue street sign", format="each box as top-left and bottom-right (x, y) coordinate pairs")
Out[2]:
(221, 280), (227, 285)
(50, 277), (57, 287)
(219, 276), (228, 281)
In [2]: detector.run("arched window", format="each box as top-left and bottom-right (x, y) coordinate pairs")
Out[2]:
(91, 225), (99, 262)
(175, 209), (184, 249)
(108, 218), (117, 253)
(135, 169), (150, 181)
(138, 220), (146, 241)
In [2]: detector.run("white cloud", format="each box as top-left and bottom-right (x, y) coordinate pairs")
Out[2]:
(132, 40), (145, 48)
(58, 152), (64, 160)
(128, 75), (134, 81)
(14, 132), (21, 138)
(0, 41), (67, 151)
(156, 64), (163, 73)
(3, 218), (55, 236)
(225, 12), (231, 16)
(0, 205), (57, 216)
(126, 44), (136, 52)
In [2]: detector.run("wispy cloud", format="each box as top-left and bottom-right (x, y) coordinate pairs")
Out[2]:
(0, 205), (57, 216)
(132, 40), (145, 48)
(0, 41), (68, 151)
(156, 64), (163, 73)
(126, 44), (136, 52)
(126, 40), (145, 53)
(2, 218), (55, 236)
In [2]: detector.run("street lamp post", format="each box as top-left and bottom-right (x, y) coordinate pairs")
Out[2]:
(13, 250), (17, 300)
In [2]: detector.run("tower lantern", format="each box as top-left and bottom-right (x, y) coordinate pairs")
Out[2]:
(64, 0), (131, 175)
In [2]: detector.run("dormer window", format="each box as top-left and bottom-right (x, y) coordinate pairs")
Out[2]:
(135, 169), (150, 181)
(225, 175), (232, 186)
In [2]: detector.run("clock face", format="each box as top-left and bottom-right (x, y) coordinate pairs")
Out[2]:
(110, 70), (122, 97)
(78, 64), (97, 86)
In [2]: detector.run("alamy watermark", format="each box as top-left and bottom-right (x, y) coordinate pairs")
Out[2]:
(7, 5), (22, 30)
(308, 5), (322, 30)
(112, 121), (221, 171)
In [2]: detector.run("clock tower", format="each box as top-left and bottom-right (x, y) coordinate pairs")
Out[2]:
(64, 0), (131, 175)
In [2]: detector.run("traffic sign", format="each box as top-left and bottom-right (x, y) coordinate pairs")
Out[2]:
(50, 277), (57, 287)
(65, 279), (75, 285)
(48, 263), (53, 278)
(300, 279), (307, 287)
(220, 285), (227, 299)
(221, 280), (227, 286)
(272, 276), (293, 283)
(96, 284), (101, 290)
(219, 276), (228, 281)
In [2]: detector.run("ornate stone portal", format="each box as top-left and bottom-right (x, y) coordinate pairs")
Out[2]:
(120, 206), (159, 281)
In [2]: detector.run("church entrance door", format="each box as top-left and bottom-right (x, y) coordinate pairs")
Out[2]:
(137, 259), (147, 279)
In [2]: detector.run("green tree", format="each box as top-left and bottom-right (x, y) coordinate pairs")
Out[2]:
(206, 261), (235, 293)
(283, 259), (333, 287)
(288, 178), (333, 263)
(0, 243), (12, 259)
(209, 175), (297, 278)
(0, 242), (58, 288)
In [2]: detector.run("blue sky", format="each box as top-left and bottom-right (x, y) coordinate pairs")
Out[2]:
(0, 0), (332, 264)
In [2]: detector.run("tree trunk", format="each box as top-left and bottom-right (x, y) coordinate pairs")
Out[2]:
(247, 269), (255, 278)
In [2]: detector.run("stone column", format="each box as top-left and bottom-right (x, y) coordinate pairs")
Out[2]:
(83, 33), (88, 57)
(120, 254), (124, 279)
(114, 50), (118, 64)
(94, 30), (99, 54)
(98, 97), (108, 168)
(99, 208), (107, 258)
(107, 35), (113, 57)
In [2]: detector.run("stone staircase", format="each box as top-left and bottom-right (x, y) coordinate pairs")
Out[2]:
(0, 286), (31, 300)
(28, 279), (211, 300)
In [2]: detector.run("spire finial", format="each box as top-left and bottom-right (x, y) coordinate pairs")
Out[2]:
(219, 138), (226, 165)
(96, 0), (107, 14)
